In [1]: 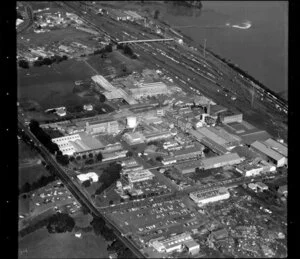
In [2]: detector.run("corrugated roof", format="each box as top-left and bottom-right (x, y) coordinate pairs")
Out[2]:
(197, 127), (227, 146)
(201, 153), (242, 167)
(264, 138), (287, 157)
(251, 141), (284, 161)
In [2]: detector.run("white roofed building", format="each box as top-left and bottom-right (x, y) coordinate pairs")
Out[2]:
(77, 172), (99, 182)
(251, 141), (286, 167)
(190, 187), (230, 206)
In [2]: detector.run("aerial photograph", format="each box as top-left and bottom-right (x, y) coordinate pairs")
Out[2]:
(17, 1), (287, 258)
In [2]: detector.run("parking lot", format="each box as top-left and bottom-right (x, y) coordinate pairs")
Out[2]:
(108, 197), (206, 242)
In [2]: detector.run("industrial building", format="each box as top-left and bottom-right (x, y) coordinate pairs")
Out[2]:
(201, 153), (244, 170)
(85, 120), (119, 135)
(264, 138), (287, 158)
(51, 132), (124, 156)
(102, 150), (127, 162)
(250, 141), (286, 167)
(52, 132), (105, 156)
(220, 111), (243, 124)
(171, 145), (204, 161)
(129, 82), (168, 99)
(189, 187), (230, 206)
(144, 130), (173, 142)
(123, 10), (144, 21)
(123, 132), (146, 145)
(121, 158), (139, 168)
(278, 185), (287, 197)
(124, 169), (154, 184)
(188, 129), (229, 155)
(210, 229), (229, 240)
(92, 75), (137, 104)
(235, 159), (276, 177)
(162, 157), (177, 166)
(195, 127), (241, 150)
(108, 9), (130, 21)
(256, 182), (269, 191)
(149, 233), (199, 255)
(77, 172), (99, 183)
(175, 153), (243, 174)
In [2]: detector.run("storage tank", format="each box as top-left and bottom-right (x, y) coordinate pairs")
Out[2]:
(127, 116), (137, 128)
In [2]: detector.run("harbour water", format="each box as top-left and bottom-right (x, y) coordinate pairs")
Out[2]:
(163, 1), (288, 99)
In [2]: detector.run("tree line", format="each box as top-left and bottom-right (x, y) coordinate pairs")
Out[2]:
(19, 172), (57, 195)
(18, 55), (68, 69)
(116, 44), (138, 59)
(19, 212), (75, 238)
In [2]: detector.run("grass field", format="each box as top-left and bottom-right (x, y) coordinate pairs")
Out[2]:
(18, 228), (108, 258)
(18, 59), (97, 109)
(19, 139), (39, 162)
(18, 25), (95, 46)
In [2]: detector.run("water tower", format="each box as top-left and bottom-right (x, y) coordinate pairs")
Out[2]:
(127, 116), (137, 129)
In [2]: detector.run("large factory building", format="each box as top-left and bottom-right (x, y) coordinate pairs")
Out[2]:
(149, 233), (200, 255)
(129, 82), (168, 99)
(250, 141), (287, 167)
(175, 153), (244, 174)
(189, 187), (230, 206)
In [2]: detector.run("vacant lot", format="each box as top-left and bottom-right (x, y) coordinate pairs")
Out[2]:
(18, 228), (108, 258)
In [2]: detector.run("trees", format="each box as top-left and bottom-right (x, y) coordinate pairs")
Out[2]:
(156, 156), (163, 162)
(56, 154), (69, 166)
(88, 153), (94, 158)
(105, 44), (113, 53)
(82, 154), (87, 160)
(96, 152), (103, 162)
(90, 217), (106, 236)
(47, 213), (75, 233)
(99, 93), (106, 103)
(154, 9), (160, 19)
(76, 155), (81, 161)
(82, 180), (91, 188)
(126, 151), (133, 157)
(109, 200), (114, 205)
(123, 45), (133, 56)
(85, 158), (94, 165)
(18, 59), (29, 69)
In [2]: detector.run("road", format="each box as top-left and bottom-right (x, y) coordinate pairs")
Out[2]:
(17, 3), (34, 35)
(18, 116), (145, 259)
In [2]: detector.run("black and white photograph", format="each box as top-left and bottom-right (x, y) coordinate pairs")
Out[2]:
(16, 1), (288, 258)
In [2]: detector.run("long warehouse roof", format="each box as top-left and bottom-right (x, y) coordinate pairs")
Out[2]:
(251, 141), (284, 161)
(264, 138), (287, 157)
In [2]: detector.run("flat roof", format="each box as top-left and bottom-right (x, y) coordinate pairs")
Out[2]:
(264, 138), (287, 157)
(173, 145), (203, 157)
(251, 141), (284, 161)
(191, 187), (228, 200)
(201, 153), (242, 167)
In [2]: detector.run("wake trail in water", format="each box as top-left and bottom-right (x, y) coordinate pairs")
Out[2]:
(226, 21), (252, 30)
